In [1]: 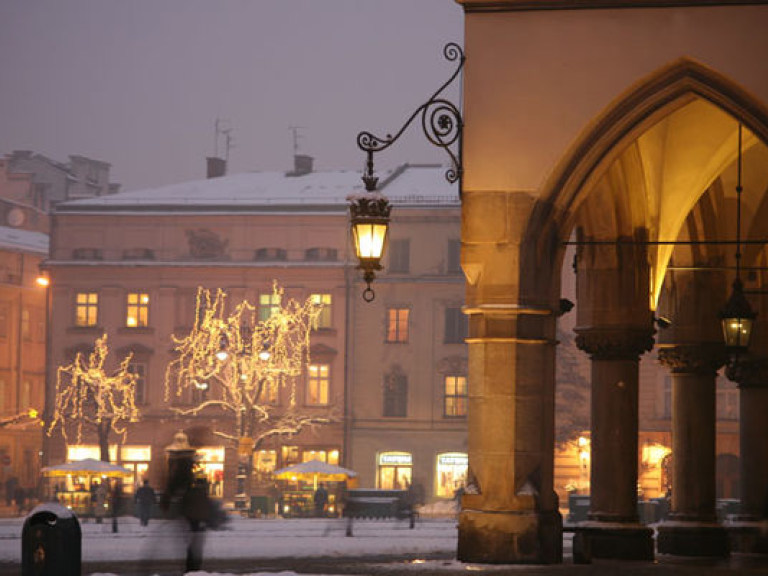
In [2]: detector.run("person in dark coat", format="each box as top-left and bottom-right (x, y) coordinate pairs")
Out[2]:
(135, 479), (156, 527)
(313, 483), (329, 518)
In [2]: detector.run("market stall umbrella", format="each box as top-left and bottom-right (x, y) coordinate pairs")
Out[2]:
(41, 458), (133, 478)
(274, 459), (357, 489)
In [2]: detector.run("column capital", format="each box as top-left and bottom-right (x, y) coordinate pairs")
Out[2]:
(657, 343), (727, 375)
(574, 327), (654, 361)
(725, 354), (768, 389)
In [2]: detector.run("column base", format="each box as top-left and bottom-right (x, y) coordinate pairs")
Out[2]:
(727, 519), (768, 554)
(573, 522), (654, 563)
(458, 508), (562, 564)
(657, 520), (729, 557)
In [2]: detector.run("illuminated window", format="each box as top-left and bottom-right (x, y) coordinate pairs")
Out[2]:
(21, 309), (30, 340)
(307, 364), (330, 405)
(377, 452), (412, 490)
(310, 294), (332, 329)
(383, 370), (407, 417)
(128, 363), (147, 404)
(444, 375), (468, 417)
(126, 292), (150, 327)
(386, 308), (409, 343)
(259, 378), (279, 405)
(75, 292), (98, 327)
(259, 292), (281, 322)
(436, 453), (468, 497)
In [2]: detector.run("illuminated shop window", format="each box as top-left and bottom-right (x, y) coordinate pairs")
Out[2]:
(435, 452), (468, 498)
(377, 451), (412, 490)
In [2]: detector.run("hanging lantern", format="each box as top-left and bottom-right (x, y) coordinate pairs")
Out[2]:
(720, 278), (756, 352)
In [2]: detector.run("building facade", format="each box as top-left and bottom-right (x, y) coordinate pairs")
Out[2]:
(43, 161), (468, 507)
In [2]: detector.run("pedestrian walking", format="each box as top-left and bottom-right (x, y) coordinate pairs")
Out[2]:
(110, 479), (123, 533)
(94, 481), (108, 524)
(313, 483), (329, 518)
(135, 479), (156, 527)
(5, 476), (17, 507)
(13, 485), (25, 515)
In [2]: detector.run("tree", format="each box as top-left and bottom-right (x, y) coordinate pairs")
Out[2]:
(48, 334), (140, 462)
(164, 284), (332, 498)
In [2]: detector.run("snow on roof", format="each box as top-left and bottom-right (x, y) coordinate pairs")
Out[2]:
(56, 164), (459, 213)
(0, 225), (49, 254)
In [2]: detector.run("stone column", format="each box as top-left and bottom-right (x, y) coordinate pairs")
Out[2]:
(572, 238), (655, 561)
(656, 344), (729, 557)
(574, 328), (655, 561)
(725, 356), (768, 553)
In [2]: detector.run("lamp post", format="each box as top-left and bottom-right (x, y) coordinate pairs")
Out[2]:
(35, 271), (51, 474)
(720, 123), (756, 354)
(349, 42), (464, 301)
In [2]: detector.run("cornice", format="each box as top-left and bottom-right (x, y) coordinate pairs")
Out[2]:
(657, 343), (726, 374)
(574, 327), (654, 360)
(458, 0), (768, 12)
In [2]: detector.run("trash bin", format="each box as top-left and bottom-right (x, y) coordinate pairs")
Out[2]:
(21, 502), (81, 576)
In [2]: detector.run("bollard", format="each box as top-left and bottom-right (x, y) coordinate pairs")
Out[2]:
(21, 502), (81, 576)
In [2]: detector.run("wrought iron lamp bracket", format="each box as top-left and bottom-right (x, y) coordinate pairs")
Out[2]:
(356, 42), (465, 194)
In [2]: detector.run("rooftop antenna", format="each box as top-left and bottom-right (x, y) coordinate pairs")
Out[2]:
(289, 126), (306, 156)
(214, 118), (231, 158)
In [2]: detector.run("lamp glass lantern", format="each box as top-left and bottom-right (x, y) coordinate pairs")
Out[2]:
(348, 190), (391, 301)
(719, 123), (756, 354)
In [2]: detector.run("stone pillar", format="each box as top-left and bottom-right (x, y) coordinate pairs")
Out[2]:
(574, 328), (655, 561)
(656, 344), (729, 557)
(725, 356), (768, 553)
(457, 189), (562, 564)
(572, 238), (655, 561)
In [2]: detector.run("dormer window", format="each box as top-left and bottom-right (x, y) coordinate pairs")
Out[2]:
(72, 248), (103, 260)
(122, 248), (155, 261)
(254, 248), (287, 261)
(305, 247), (338, 261)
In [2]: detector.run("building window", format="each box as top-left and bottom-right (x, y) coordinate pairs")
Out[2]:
(388, 239), (410, 273)
(129, 363), (147, 404)
(259, 292), (281, 322)
(254, 247), (287, 262)
(436, 453), (468, 498)
(386, 308), (409, 343)
(383, 370), (407, 417)
(307, 364), (330, 405)
(447, 239), (461, 274)
(21, 380), (31, 411)
(122, 248), (155, 261)
(126, 292), (150, 328)
(661, 376), (672, 419)
(72, 248), (103, 260)
(21, 309), (30, 341)
(0, 307), (7, 338)
(444, 375), (468, 417)
(260, 379), (279, 405)
(310, 294), (332, 329)
(75, 292), (99, 327)
(305, 247), (338, 261)
(444, 308), (467, 343)
(377, 452), (412, 490)
(192, 381), (209, 404)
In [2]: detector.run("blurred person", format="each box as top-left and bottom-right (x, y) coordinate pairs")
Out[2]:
(135, 479), (156, 527)
(314, 483), (329, 518)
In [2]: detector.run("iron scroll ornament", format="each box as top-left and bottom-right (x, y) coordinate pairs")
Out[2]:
(356, 42), (464, 192)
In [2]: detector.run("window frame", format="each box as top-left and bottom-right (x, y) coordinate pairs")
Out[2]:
(75, 292), (99, 327)
(310, 293), (332, 329)
(443, 375), (468, 418)
(126, 292), (150, 328)
(383, 371), (408, 418)
(306, 363), (330, 406)
(386, 308), (410, 343)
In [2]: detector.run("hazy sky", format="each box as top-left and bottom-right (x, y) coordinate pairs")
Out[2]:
(0, 1), (463, 192)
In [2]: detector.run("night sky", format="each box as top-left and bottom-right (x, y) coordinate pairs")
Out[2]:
(0, 0), (463, 192)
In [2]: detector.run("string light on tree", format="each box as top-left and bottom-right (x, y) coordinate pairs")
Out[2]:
(164, 283), (335, 502)
(47, 333), (140, 462)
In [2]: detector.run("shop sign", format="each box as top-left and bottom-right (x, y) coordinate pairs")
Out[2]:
(379, 452), (412, 466)
(438, 453), (467, 466)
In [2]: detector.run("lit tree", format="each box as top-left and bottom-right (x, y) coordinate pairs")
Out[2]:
(48, 334), (140, 462)
(164, 284), (331, 498)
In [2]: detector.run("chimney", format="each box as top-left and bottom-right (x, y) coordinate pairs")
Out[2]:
(287, 154), (313, 177)
(206, 157), (226, 179)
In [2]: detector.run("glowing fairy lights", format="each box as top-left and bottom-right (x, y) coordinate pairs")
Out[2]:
(47, 333), (140, 455)
(164, 284), (331, 448)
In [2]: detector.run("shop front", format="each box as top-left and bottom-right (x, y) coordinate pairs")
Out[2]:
(377, 451), (412, 490)
(435, 452), (467, 498)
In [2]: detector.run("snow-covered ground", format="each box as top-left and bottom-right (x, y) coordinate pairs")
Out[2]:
(2, 512), (461, 575)
(3, 506), (576, 576)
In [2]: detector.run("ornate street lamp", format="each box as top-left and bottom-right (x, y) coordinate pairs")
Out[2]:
(349, 42), (464, 302)
(720, 123), (756, 353)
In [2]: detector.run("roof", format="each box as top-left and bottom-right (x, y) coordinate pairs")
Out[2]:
(0, 225), (49, 254)
(54, 164), (460, 213)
